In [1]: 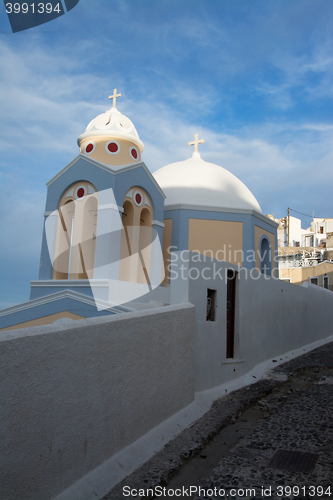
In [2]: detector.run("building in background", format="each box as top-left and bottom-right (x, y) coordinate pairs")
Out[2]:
(268, 213), (333, 290)
(276, 213), (333, 248)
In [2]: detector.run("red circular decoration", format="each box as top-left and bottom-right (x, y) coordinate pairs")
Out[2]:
(77, 188), (85, 198)
(131, 148), (138, 159)
(135, 193), (142, 205)
(85, 143), (94, 153)
(108, 142), (118, 153)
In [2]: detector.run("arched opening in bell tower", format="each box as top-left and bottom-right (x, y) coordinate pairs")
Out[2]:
(119, 187), (153, 284)
(53, 182), (98, 280)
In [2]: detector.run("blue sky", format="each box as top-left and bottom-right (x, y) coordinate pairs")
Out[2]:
(0, 0), (332, 308)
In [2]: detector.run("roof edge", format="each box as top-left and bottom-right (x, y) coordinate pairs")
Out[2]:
(0, 287), (134, 318)
(46, 155), (166, 198)
(163, 204), (279, 227)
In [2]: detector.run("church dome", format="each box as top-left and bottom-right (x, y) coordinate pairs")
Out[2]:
(77, 106), (143, 151)
(153, 147), (262, 213)
(77, 90), (144, 167)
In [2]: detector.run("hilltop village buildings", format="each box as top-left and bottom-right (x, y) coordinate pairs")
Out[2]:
(268, 213), (333, 290)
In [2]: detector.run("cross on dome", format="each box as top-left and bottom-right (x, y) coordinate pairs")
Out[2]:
(109, 89), (121, 108)
(188, 134), (204, 153)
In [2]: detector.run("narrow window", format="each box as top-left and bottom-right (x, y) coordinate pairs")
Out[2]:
(206, 289), (216, 321)
(260, 237), (271, 275)
(323, 276), (329, 289)
(226, 270), (236, 358)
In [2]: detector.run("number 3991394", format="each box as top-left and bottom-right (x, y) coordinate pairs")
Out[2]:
(5, 3), (62, 14)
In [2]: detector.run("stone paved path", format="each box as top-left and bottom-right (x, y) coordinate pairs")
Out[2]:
(193, 370), (332, 499)
(104, 342), (333, 499)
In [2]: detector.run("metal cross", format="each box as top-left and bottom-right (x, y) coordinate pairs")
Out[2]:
(109, 89), (121, 108)
(188, 134), (204, 153)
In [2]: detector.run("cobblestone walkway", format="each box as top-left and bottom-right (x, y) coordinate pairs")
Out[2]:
(105, 342), (333, 499)
(193, 371), (333, 499)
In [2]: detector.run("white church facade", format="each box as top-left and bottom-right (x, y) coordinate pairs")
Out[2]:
(1, 92), (333, 500)
(0, 91), (278, 331)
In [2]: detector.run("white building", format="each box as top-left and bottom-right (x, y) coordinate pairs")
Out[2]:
(276, 214), (333, 249)
(272, 214), (333, 290)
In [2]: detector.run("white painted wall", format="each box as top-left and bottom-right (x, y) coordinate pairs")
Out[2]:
(311, 218), (333, 234)
(1, 254), (332, 500)
(289, 216), (303, 246)
(0, 304), (195, 500)
(238, 274), (332, 367)
(170, 252), (333, 391)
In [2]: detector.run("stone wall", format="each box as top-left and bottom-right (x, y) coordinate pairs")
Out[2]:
(0, 304), (195, 500)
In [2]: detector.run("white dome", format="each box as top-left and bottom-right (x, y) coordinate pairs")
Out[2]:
(77, 107), (144, 151)
(153, 152), (262, 213)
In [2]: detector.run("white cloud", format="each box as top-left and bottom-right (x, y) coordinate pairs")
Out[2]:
(300, 123), (333, 132)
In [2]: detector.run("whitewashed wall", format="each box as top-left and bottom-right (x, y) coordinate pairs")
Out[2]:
(0, 304), (195, 500)
(1, 254), (332, 500)
(170, 252), (333, 391)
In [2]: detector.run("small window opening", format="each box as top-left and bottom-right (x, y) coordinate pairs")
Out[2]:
(260, 237), (271, 275)
(207, 289), (216, 321)
(323, 276), (329, 289)
(310, 277), (318, 285)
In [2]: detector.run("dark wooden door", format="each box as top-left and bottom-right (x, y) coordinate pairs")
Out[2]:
(226, 270), (236, 358)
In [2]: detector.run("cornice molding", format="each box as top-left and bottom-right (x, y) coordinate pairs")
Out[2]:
(0, 287), (133, 318)
(163, 204), (279, 228)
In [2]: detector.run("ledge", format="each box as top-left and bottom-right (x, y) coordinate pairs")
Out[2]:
(221, 359), (245, 365)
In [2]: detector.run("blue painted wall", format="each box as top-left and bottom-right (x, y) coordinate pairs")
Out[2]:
(37, 156), (165, 286)
(163, 207), (277, 270)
